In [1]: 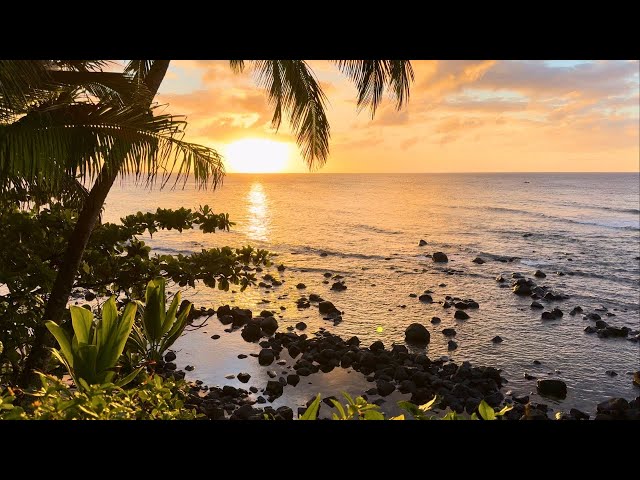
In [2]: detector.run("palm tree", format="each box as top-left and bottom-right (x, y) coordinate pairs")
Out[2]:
(0, 59), (414, 383)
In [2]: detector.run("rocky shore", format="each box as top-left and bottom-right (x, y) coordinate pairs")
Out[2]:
(160, 280), (639, 420)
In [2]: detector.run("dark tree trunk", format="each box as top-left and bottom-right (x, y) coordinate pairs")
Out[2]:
(20, 60), (170, 386)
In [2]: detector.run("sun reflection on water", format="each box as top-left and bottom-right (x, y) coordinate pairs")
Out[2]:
(246, 182), (269, 241)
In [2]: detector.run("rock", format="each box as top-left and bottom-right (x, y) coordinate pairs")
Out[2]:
(323, 272), (332, 278)
(287, 374), (300, 386)
(430, 317), (441, 324)
(569, 408), (590, 420)
(491, 336), (503, 343)
(237, 373), (251, 383)
(454, 310), (469, 320)
(585, 313), (601, 321)
(369, 340), (385, 352)
(230, 308), (252, 327)
(265, 381), (284, 398)
(260, 316), (279, 335)
(184, 365), (194, 371)
(346, 336), (360, 346)
(537, 379), (567, 399)
(495, 275), (505, 283)
(569, 306), (583, 316)
(238, 354), (248, 359)
(295, 322), (307, 331)
(419, 239), (427, 246)
(331, 282), (347, 291)
(524, 373), (537, 380)
(84, 292), (96, 301)
(541, 311), (556, 320)
(276, 264), (286, 271)
(513, 394), (529, 404)
(218, 314), (234, 325)
(533, 360), (541, 365)
(447, 340), (458, 351)
(318, 300), (338, 314)
(605, 370), (618, 377)
(267, 370), (277, 378)
(211, 334), (221, 340)
(224, 374), (235, 379)
(533, 270), (546, 278)
(276, 406), (294, 421)
(472, 257), (485, 264)
(296, 283), (306, 289)
(530, 301), (544, 309)
(598, 326), (629, 338)
(258, 349), (275, 366)
(418, 294), (433, 303)
(432, 252), (448, 263)
(513, 283), (532, 295)
(552, 308), (563, 318)
(241, 322), (263, 342)
(597, 398), (629, 414)
(297, 367), (311, 377)
(404, 323), (430, 344)
(376, 380), (395, 397)
(320, 252), (328, 257)
(308, 293), (323, 302)
(584, 326), (597, 334)
(442, 328), (457, 337)
(164, 351), (177, 362)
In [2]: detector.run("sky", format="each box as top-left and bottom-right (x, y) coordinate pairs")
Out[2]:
(153, 60), (639, 173)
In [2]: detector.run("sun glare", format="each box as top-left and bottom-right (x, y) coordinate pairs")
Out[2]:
(224, 139), (290, 173)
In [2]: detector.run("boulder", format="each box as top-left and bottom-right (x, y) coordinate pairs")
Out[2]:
(296, 283), (306, 289)
(533, 270), (546, 278)
(286, 374), (300, 386)
(530, 301), (544, 309)
(404, 323), (430, 344)
(164, 351), (177, 362)
(418, 294), (433, 303)
(541, 311), (556, 320)
(472, 257), (485, 264)
(432, 252), (449, 263)
(237, 373), (251, 383)
(369, 340), (385, 352)
(442, 328), (457, 337)
(376, 380), (395, 397)
(241, 322), (263, 342)
(454, 310), (469, 320)
(265, 381), (284, 398)
(260, 316), (279, 335)
(419, 239), (427, 246)
(536, 379), (567, 399)
(491, 336), (503, 343)
(295, 321), (307, 331)
(258, 348), (275, 366)
(331, 282), (347, 291)
(318, 300), (338, 314)
(447, 340), (458, 351)
(308, 293), (323, 302)
(430, 317), (441, 324)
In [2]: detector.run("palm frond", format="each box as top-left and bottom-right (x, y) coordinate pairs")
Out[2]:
(250, 60), (330, 169)
(333, 60), (414, 117)
(229, 60), (245, 73)
(0, 102), (224, 193)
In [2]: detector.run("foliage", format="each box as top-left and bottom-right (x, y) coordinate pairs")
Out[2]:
(0, 201), (269, 382)
(299, 393), (513, 420)
(1, 373), (202, 420)
(128, 277), (192, 363)
(45, 297), (141, 388)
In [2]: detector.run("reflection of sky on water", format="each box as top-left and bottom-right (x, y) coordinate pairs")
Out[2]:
(245, 182), (269, 242)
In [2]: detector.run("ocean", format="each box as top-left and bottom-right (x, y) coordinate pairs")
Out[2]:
(103, 173), (640, 415)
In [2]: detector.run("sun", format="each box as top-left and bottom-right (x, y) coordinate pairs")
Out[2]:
(224, 138), (291, 173)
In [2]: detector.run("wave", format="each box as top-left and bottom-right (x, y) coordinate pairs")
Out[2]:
(482, 206), (639, 231)
(350, 223), (403, 235)
(292, 245), (392, 261)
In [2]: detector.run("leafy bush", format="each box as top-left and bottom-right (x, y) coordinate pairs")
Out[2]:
(1, 373), (202, 420)
(45, 297), (141, 389)
(128, 277), (192, 363)
(299, 393), (512, 420)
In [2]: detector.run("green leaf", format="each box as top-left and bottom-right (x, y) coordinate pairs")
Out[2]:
(496, 404), (513, 416)
(299, 394), (321, 420)
(70, 305), (93, 345)
(45, 321), (74, 367)
(143, 278), (165, 343)
(115, 367), (143, 387)
(478, 400), (496, 420)
(330, 399), (347, 420)
(160, 291), (181, 337)
(363, 410), (385, 420)
(470, 412), (479, 420)
(419, 396), (438, 412)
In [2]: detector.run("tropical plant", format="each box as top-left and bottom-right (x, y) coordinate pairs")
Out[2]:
(299, 393), (513, 420)
(45, 297), (141, 389)
(128, 277), (192, 363)
(1, 372), (201, 420)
